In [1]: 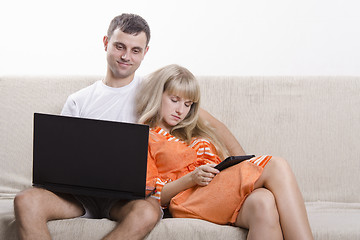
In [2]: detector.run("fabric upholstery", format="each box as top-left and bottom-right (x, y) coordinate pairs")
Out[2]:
(1, 76), (359, 239)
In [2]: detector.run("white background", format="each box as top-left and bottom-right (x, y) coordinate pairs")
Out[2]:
(0, 0), (359, 77)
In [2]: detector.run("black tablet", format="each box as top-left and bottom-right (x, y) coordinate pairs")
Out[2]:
(215, 155), (255, 171)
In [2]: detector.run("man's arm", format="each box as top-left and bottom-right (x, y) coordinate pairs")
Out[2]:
(199, 108), (246, 156)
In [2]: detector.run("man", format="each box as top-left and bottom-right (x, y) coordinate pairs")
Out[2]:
(14, 13), (245, 240)
(14, 13), (162, 240)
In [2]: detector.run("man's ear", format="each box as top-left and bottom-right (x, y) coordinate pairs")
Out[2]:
(103, 36), (109, 51)
(144, 46), (149, 56)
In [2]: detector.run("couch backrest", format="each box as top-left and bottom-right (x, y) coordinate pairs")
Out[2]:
(198, 76), (360, 203)
(1, 76), (359, 203)
(0, 76), (98, 197)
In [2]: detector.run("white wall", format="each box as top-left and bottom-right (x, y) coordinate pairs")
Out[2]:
(1, 0), (359, 76)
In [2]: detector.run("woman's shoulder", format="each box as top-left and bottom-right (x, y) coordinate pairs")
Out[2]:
(189, 137), (219, 159)
(149, 128), (167, 143)
(150, 127), (185, 143)
(189, 137), (213, 148)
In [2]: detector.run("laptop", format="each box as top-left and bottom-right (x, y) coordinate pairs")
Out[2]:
(32, 113), (149, 200)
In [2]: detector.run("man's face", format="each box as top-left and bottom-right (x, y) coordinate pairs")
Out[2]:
(104, 28), (148, 80)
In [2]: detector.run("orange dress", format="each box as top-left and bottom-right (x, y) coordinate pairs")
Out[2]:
(146, 127), (271, 225)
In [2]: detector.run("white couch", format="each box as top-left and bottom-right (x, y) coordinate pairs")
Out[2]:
(1, 75), (359, 239)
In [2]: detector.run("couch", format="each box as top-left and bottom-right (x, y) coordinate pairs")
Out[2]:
(1, 75), (359, 239)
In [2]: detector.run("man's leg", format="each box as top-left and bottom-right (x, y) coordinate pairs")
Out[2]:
(103, 197), (162, 240)
(14, 187), (84, 240)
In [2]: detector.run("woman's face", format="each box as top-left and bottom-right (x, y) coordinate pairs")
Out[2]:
(158, 91), (193, 132)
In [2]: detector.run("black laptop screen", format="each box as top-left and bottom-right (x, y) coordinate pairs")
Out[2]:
(33, 113), (149, 199)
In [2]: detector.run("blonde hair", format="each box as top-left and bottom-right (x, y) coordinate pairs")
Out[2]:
(137, 64), (229, 159)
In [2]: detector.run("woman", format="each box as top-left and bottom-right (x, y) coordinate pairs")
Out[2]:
(137, 64), (313, 240)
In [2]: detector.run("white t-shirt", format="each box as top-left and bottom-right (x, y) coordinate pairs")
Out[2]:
(61, 76), (142, 123)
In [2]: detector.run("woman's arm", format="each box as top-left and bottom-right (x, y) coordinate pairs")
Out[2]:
(199, 108), (246, 156)
(160, 164), (219, 206)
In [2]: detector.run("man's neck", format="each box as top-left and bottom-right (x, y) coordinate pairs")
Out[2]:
(103, 73), (135, 88)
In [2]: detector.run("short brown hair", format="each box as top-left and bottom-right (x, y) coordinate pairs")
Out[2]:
(107, 13), (151, 46)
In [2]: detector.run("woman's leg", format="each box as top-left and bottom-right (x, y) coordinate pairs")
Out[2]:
(254, 157), (313, 240)
(235, 188), (283, 240)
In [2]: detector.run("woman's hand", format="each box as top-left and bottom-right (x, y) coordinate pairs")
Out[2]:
(191, 164), (220, 186)
(161, 164), (220, 206)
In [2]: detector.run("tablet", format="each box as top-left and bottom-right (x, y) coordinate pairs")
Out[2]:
(214, 155), (255, 171)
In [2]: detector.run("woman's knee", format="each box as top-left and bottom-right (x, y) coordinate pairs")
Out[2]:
(269, 156), (292, 171)
(260, 156), (294, 184)
(244, 189), (280, 225)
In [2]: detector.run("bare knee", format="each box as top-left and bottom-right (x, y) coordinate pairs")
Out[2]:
(256, 156), (295, 187)
(269, 156), (292, 172)
(14, 187), (82, 221)
(252, 189), (279, 221)
(239, 189), (280, 229)
(14, 188), (44, 219)
(130, 200), (161, 228)
(112, 198), (161, 230)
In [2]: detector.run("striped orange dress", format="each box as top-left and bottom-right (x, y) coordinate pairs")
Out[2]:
(146, 127), (272, 225)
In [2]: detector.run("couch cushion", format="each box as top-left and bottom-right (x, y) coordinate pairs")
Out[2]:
(0, 196), (246, 240)
(306, 201), (360, 239)
(0, 198), (17, 240)
(2, 198), (360, 240)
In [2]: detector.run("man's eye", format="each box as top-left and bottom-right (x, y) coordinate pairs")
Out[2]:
(133, 49), (140, 54)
